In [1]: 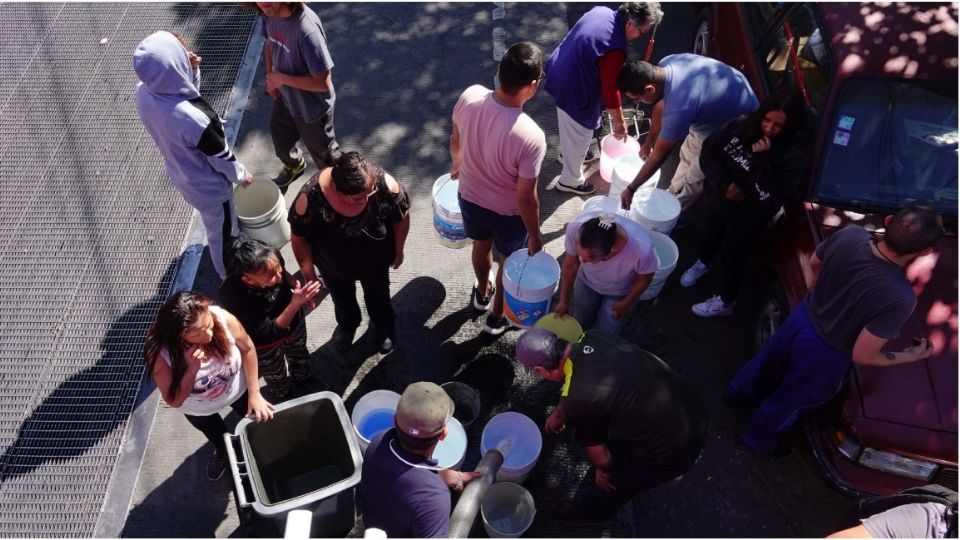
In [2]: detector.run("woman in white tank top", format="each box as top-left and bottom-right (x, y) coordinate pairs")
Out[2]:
(144, 291), (275, 480)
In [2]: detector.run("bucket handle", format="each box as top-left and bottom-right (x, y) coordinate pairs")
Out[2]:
(224, 433), (252, 509)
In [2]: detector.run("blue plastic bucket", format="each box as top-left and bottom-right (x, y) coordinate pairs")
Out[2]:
(502, 250), (560, 328)
(432, 174), (469, 249)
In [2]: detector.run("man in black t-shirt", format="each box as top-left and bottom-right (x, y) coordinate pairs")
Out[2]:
(517, 328), (707, 524)
(727, 205), (944, 456)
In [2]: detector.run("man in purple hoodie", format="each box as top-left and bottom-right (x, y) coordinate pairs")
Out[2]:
(134, 31), (253, 279)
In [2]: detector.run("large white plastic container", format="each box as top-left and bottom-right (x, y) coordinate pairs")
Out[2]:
(630, 187), (681, 234)
(599, 134), (640, 182)
(480, 412), (542, 484)
(502, 250), (560, 328)
(481, 482), (536, 538)
(235, 179), (291, 248)
(638, 230), (679, 301)
(431, 174), (470, 249)
(350, 390), (401, 452)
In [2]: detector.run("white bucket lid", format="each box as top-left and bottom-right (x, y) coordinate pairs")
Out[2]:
(632, 187), (680, 222)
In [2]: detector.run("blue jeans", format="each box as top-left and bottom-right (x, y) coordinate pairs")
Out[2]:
(727, 302), (851, 452)
(573, 274), (628, 335)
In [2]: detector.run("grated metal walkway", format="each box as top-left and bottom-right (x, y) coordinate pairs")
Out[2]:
(0, 3), (256, 536)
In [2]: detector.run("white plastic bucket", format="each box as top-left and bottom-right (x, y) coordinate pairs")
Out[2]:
(432, 417), (467, 470)
(432, 174), (470, 249)
(630, 187), (681, 234)
(480, 482), (536, 538)
(502, 250), (560, 328)
(350, 390), (401, 452)
(235, 179), (291, 249)
(599, 134), (640, 182)
(579, 195), (631, 218)
(480, 412), (542, 484)
(638, 230), (679, 301)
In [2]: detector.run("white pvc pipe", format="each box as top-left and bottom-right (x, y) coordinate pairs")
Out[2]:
(283, 509), (313, 539)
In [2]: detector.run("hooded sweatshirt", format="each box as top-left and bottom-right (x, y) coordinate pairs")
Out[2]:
(134, 31), (248, 210)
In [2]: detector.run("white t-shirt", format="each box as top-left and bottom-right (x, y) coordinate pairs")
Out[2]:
(453, 84), (547, 216)
(564, 212), (660, 296)
(161, 305), (247, 416)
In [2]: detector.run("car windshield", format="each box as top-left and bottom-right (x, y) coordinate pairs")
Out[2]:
(814, 78), (958, 217)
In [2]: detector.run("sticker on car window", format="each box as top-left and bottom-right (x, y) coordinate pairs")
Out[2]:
(837, 115), (855, 130)
(833, 130), (850, 146)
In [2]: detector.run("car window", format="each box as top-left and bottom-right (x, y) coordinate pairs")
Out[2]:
(742, 2), (780, 45)
(755, 4), (831, 118)
(814, 78), (958, 217)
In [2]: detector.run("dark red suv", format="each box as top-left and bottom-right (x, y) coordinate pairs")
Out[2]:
(694, 2), (957, 495)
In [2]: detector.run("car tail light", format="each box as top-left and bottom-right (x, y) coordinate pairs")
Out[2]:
(858, 448), (939, 481)
(829, 429), (939, 481)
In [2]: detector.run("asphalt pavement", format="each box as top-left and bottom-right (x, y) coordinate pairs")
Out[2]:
(122, 3), (852, 537)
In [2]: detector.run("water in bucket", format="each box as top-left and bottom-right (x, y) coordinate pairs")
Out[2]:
(599, 134), (641, 182)
(431, 418), (467, 470)
(630, 187), (680, 234)
(580, 195), (630, 218)
(357, 409), (394, 442)
(481, 482), (536, 538)
(502, 251), (560, 327)
(432, 174), (469, 249)
(480, 412), (542, 483)
(351, 389), (401, 451)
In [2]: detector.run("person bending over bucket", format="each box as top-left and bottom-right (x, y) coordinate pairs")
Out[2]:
(516, 327), (707, 524)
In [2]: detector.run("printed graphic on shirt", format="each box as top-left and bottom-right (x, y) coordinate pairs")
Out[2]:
(754, 182), (771, 201)
(723, 136), (751, 172)
(193, 359), (239, 400)
(268, 33), (290, 54)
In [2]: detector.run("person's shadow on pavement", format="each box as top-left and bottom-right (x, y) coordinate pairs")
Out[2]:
(0, 260), (179, 483)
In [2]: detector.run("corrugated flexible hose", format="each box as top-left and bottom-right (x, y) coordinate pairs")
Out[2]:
(447, 449), (505, 538)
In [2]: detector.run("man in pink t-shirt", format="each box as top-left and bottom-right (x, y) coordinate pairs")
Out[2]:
(450, 42), (548, 335)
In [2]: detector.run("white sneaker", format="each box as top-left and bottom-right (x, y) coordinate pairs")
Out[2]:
(692, 295), (735, 317)
(680, 260), (710, 287)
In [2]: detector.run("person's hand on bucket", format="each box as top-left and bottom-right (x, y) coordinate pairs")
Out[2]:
(247, 392), (275, 422)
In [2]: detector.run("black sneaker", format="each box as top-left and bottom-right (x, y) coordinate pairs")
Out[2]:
(332, 326), (357, 354)
(555, 180), (597, 195)
(472, 281), (495, 311)
(482, 314), (511, 336)
(206, 448), (227, 481)
(272, 156), (306, 193)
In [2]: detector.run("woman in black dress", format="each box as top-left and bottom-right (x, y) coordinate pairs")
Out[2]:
(289, 151), (410, 354)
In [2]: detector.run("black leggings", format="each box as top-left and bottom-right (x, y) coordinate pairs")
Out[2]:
(699, 204), (764, 304)
(183, 391), (249, 453)
(322, 266), (395, 334)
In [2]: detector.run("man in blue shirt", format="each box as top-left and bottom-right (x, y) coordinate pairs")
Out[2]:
(359, 382), (479, 537)
(617, 54), (758, 213)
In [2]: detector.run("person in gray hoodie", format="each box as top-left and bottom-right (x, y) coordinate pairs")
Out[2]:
(134, 30), (253, 279)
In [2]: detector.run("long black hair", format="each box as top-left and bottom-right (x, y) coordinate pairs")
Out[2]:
(740, 89), (806, 146)
(143, 291), (231, 400)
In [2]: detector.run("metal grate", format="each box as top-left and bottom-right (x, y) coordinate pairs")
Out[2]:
(0, 3), (256, 536)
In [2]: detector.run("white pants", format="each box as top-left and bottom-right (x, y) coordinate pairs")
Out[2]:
(668, 129), (707, 211)
(198, 198), (239, 279)
(556, 107), (595, 188)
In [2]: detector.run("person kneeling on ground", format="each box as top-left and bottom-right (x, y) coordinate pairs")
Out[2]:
(359, 382), (481, 538)
(517, 328), (707, 525)
(219, 239), (324, 401)
(554, 214), (659, 335)
(143, 291), (274, 481)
